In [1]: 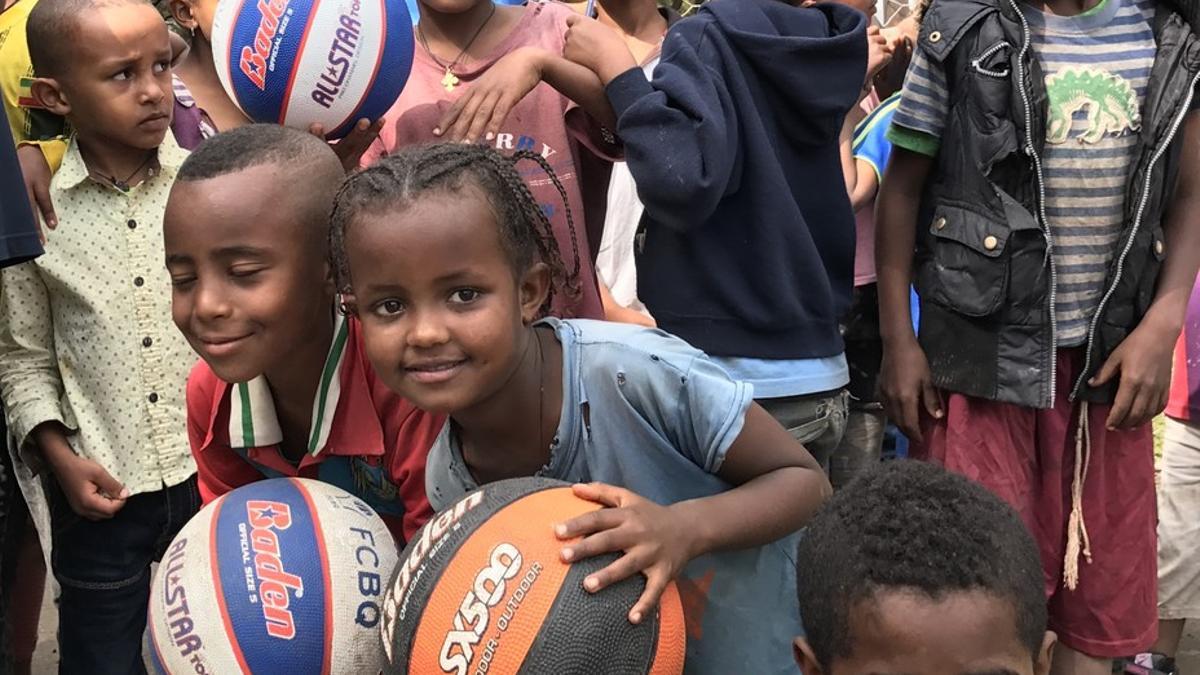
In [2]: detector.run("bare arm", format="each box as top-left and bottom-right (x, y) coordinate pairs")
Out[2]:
(1091, 112), (1200, 428)
(839, 104), (877, 211)
(875, 147), (942, 440)
(434, 46), (617, 143)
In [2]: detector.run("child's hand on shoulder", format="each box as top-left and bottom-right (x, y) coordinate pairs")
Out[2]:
(564, 14), (638, 86)
(555, 482), (694, 624)
(433, 46), (547, 144)
(17, 144), (56, 239)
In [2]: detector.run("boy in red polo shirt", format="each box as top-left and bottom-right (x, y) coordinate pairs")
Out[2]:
(163, 124), (444, 543)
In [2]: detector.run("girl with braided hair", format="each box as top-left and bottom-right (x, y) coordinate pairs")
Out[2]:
(359, 0), (622, 321)
(335, 142), (833, 675)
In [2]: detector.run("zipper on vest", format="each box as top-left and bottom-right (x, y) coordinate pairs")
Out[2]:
(1070, 69), (1200, 400)
(1009, 0), (1059, 408)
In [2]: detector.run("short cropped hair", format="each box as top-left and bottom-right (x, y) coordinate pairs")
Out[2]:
(176, 125), (345, 242)
(795, 460), (1046, 669)
(27, 0), (146, 77)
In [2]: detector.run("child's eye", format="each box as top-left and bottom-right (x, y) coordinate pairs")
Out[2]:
(112, 69), (131, 81)
(170, 275), (196, 289)
(372, 299), (405, 317)
(153, 61), (169, 74)
(449, 289), (481, 304)
(229, 266), (264, 279)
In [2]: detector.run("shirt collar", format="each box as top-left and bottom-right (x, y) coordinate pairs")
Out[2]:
(227, 312), (353, 456)
(55, 130), (189, 192)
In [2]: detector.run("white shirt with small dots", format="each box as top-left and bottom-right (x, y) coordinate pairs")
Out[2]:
(0, 134), (196, 495)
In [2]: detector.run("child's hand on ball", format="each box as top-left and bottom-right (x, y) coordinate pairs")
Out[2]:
(310, 118), (383, 173)
(555, 482), (693, 625)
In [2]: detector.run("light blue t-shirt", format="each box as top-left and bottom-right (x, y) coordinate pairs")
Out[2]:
(426, 318), (804, 675)
(713, 355), (849, 399)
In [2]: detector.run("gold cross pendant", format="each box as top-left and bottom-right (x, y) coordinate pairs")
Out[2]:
(441, 68), (460, 92)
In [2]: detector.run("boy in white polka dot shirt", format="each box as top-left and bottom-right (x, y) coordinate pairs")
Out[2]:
(0, 0), (200, 670)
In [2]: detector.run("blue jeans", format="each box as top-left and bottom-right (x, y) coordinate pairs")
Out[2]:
(48, 474), (199, 675)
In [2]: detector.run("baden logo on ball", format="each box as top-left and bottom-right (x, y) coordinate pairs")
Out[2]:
(211, 0), (415, 138)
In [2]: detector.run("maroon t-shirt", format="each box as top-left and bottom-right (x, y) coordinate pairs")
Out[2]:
(363, 0), (616, 319)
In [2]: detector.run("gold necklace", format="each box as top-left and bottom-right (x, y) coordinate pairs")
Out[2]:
(416, 4), (498, 92)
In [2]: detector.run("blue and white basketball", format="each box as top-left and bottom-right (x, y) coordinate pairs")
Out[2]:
(146, 478), (399, 674)
(210, 0), (414, 138)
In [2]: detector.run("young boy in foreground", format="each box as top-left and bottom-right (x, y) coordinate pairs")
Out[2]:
(0, 0), (199, 669)
(795, 460), (1057, 675)
(164, 125), (444, 544)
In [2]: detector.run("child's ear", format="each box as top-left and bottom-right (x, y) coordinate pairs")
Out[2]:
(793, 638), (826, 675)
(30, 78), (69, 117)
(337, 292), (359, 317)
(169, 0), (196, 28)
(1033, 631), (1057, 675)
(519, 262), (552, 325)
(321, 260), (337, 297)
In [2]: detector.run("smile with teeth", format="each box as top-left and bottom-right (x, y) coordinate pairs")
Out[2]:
(405, 359), (467, 383)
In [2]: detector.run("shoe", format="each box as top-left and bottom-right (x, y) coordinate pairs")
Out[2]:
(1117, 653), (1178, 675)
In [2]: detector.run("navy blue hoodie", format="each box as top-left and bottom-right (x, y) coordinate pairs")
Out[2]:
(605, 0), (867, 360)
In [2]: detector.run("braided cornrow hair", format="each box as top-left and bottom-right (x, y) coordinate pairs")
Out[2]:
(329, 143), (582, 318)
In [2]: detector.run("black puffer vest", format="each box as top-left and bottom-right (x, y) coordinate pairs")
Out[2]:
(914, 0), (1200, 408)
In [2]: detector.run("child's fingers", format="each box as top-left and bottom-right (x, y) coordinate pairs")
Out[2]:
(561, 524), (636, 563)
(308, 123), (327, 139)
(581, 550), (645, 595)
(465, 91), (504, 143)
(434, 98), (468, 137)
(555, 506), (625, 540)
(484, 96), (516, 141)
(1106, 381), (1134, 430)
(570, 481), (629, 507)
(445, 89), (493, 141)
(628, 571), (670, 624)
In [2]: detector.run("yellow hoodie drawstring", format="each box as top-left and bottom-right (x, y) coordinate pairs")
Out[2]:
(1064, 399), (1093, 590)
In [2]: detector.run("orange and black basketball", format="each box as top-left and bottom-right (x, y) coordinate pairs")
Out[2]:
(380, 477), (686, 674)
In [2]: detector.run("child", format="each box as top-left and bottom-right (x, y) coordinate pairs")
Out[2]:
(330, 143), (832, 674)
(361, 0), (622, 320)
(581, 0), (679, 328)
(874, 0), (1200, 668)
(164, 125), (445, 543)
(1132, 274), (1200, 675)
(561, 0), (871, 471)
(0, 0), (200, 671)
(793, 460), (1057, 675)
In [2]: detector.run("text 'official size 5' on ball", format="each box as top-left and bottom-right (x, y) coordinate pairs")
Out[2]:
(210, 0), (414, 138)
(381, 477), (686, 675)
(146, 478), (399, 674)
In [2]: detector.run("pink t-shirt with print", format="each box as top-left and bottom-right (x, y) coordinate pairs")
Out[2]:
(362, 0), (613, 319)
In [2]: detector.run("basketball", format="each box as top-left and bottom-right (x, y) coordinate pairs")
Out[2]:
(380, 477), (687, 675)
(210, 0), (414, 138)
(145, 478), (399, 674)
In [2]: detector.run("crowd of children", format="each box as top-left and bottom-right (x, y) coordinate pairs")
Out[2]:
(1, 0), (1199, 671)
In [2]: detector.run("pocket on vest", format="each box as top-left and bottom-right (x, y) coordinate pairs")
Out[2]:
(918, 203), (1011, 317)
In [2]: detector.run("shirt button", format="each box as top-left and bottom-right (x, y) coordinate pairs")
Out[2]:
(1155, 240), (1165, 255)
(934, 216), (947, 230)
(983, 235), (999, 251)
(928, 30), (942, 43)
(142, 337), (152, 347)
(134, 276), (144, 287)
(148, 392), (158, 403)
(127, 219), (137, 229)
